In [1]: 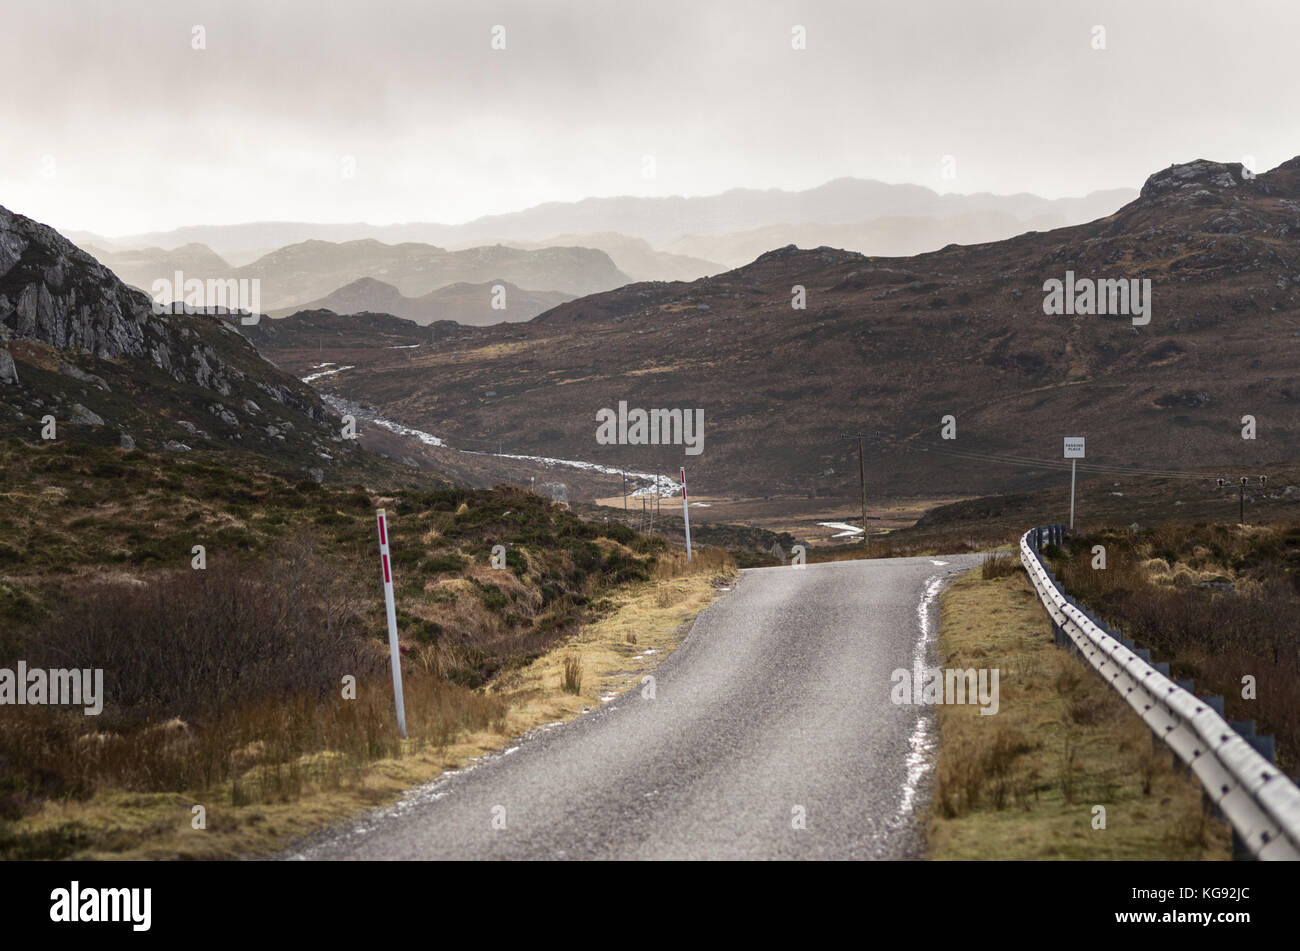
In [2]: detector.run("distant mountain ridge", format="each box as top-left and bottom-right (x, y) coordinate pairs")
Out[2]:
(63, 177), (1136, 253)
(91, 238), (629, 314)
(274, 277), (574, 325)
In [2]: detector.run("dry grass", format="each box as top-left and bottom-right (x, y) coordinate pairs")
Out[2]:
(561, 654), (583, 694)
(1053, 522), (1300, 774)
(0, 565), (732, 859)
(980, 549), (1021, 580)
(652, 545), (735, 580)
(926, 568), (1230, 860)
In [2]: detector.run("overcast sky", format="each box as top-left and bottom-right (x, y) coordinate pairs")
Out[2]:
(4, 0), (1298, 236)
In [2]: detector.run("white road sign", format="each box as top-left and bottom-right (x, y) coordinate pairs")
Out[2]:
(1064, 437), (1085, 459)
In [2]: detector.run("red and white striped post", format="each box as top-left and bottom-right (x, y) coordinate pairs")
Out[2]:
(375, 508), (408, 738)
(680, 467), (692, 562)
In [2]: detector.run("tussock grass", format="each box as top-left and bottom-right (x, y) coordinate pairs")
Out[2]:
(561, 654), (583, 694)
(980, 549), (1021, 580)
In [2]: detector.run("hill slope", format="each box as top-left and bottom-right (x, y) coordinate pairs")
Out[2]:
(248, 158), (1300, 501)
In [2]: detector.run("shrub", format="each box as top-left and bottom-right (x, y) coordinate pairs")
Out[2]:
(14, 538), (380, 722)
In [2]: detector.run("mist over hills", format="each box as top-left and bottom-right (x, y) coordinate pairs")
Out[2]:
(92, 238), (629, 314)
(248, 157), (1300, 502)
(659, 210), (1066, 270)
(444, 233), (724, 283)
(64, 177), (1135, 256)
(274, 277), (574, 325)
(61, 178), (1137, 322)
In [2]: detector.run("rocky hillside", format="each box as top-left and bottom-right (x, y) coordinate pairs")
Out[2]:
(247, 157), (1300, 501)
(0, 205), (395, 483)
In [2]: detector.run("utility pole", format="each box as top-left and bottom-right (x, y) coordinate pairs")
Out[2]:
(840, 433), (882, 545)
(1218, 475), (1267, 525)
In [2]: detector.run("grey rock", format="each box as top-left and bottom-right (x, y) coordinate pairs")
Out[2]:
(163, 440), (191, 452)
(0, 347), (17, 385)
(119, 433), (135, 450)
(59, 361), (110, 391)
(209, 403), (239, 427)
(70, 403), (104, 426)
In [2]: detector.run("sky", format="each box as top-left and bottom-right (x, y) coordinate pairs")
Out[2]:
(4, 0), (1299, 236)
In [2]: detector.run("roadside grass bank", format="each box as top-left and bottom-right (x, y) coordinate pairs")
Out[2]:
(0, 550), (733, 860)
(925, 564), (1230, 860)
(0, 438), (737, 858)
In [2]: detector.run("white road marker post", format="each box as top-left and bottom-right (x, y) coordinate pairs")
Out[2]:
(375, 508), (408, 738)
(1063, 437), (1085, 531)
(680, 467), (693, 562)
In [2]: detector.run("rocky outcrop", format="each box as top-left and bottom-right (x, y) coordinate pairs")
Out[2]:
(0, 204), (335, 429)
(1140, 160), (1249, 199)
(0, 205), (159, 360)
(0, 346), (17, 385)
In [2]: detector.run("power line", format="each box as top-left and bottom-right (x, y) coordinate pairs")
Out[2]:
(909, 443), (1215, 480)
